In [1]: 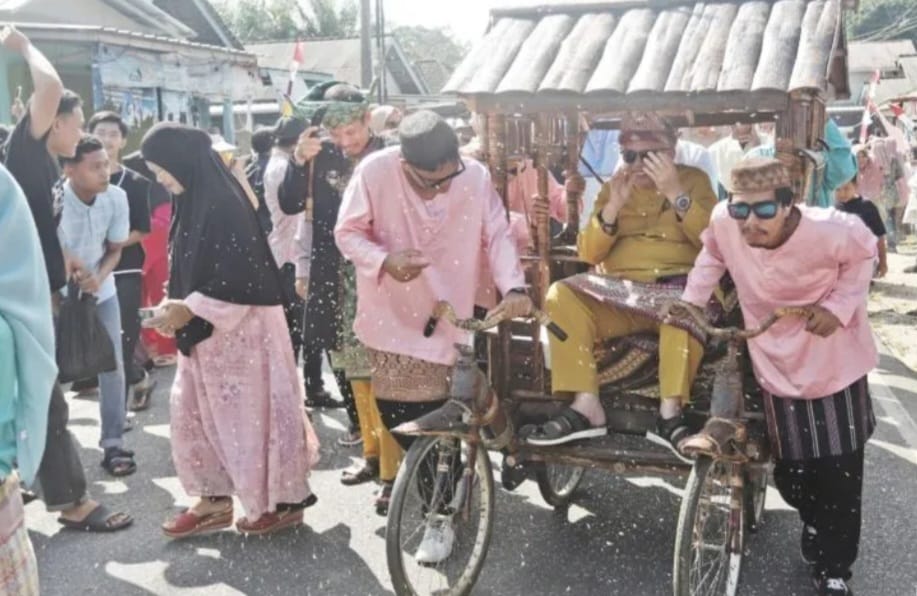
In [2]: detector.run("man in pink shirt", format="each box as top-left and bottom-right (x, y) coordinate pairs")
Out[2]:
(335, 110), (531, 563)
(680, 158), (877, 596)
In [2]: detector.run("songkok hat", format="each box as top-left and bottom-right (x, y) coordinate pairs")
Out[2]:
(619, 112), (677, 146)
(729, 157), (792, 194)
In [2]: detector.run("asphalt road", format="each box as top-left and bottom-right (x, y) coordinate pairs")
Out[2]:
(27, 343), (917, 596)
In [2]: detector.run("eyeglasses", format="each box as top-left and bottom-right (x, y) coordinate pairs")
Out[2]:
(410, 159), (466, 190)
(727, 199), (782, 220)
(622, 149), (666, 164)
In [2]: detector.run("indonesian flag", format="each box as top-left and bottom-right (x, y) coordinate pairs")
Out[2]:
(287, 40), (305, 96)
(859, 70), (880, 143)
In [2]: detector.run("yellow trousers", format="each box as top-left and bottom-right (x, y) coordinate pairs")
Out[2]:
(545, 283), (703, 402)
(351, 380), (402, 482)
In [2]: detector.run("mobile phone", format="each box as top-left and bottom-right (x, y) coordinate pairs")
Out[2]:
(139, 307), (159, 321)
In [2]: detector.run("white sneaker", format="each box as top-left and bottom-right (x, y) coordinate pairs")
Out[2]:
(415, 515), (455, 565)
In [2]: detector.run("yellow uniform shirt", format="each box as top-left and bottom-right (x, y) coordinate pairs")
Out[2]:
(578, 166), (717, 283)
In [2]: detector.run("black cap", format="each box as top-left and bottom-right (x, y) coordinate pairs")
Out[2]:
(273, 116), (308, 145)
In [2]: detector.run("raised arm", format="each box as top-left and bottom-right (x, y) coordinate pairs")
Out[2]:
(1, 27), (63, 139)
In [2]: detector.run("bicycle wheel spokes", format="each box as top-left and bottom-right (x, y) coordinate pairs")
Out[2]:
(388, 437), (495, 596)
(688, 461), (741, 596)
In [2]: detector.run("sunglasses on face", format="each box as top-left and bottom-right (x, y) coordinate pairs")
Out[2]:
(622, 149), (667, 165)
(411, 159), (466, 190)
(727, 199), (782, 220)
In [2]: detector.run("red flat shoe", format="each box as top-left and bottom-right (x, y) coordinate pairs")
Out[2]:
(162, 505), (233, 539)
(236, 509), (304, 536)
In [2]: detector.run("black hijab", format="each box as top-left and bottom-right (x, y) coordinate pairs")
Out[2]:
(141, 123), (282, 354)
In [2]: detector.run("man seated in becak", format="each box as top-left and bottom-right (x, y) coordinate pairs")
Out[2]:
(526, 113), (717, 449)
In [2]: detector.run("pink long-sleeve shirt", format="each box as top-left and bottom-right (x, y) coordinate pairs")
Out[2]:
(682, 203), (878, 399)
(335, 147), (526, 366)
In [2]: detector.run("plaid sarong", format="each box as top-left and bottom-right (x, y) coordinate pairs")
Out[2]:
(0, 474), (39, 596)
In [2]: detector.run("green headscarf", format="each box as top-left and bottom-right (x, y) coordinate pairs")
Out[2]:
(293, 80), (368, 129)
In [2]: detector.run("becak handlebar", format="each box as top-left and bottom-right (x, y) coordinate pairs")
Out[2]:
(423, 301), (568, 341)
(660, 300), (811, 341)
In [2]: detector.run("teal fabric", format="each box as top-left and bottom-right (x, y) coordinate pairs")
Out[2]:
(744, 120), (856, 207)
(0, 315), (17, 479)
(0, 164), (56, 485)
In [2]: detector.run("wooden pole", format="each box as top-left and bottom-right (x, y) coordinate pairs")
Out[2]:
(531, 113), (555, 392)
(487, 113), (512, 399)
(776, 91), (814, 201)
(556, 112), (583, 244)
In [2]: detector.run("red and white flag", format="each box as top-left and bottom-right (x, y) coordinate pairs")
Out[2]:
(287, 40), (305, 97)
(859, 69), (880, 143)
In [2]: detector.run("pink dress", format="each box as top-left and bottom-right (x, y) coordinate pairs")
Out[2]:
(170, 292), (320, 519)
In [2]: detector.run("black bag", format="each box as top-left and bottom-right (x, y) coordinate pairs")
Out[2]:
(56, 282), (117, 383)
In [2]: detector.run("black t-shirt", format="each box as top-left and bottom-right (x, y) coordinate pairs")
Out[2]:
(111, 166), (152, 272)
(4, 112), (67, 292)
(837, 197), (886, 238)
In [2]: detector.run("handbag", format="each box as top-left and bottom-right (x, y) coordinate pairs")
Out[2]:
(55, 281), (117, 383)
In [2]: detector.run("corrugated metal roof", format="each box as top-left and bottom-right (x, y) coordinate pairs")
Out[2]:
(444, 0), (847, 110)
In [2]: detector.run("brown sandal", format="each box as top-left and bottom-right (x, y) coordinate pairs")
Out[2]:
(162, 498), (233, 539)
(236, 508), (304, 536)
(678, 417), (748, 462)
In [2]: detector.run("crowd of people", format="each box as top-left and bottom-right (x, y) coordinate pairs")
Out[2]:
(0, 21), (916, 596)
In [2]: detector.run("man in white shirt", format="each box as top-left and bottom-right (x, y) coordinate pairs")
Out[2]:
(708, 124), (771, 193)
(58, 135), (134, 476)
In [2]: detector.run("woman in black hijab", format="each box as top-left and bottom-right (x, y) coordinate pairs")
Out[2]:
(141, 123), (319, 539)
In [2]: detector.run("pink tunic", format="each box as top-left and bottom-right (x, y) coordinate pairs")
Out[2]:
(171, 292), (319, 519)
(335, 147), (526, 366)
(682, 204), (878, 399)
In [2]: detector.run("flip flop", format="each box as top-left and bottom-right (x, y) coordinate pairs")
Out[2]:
(58, 504), (133, 533)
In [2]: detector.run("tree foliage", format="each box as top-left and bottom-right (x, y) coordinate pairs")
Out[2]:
(212, 0), (358, 42)
(848, 0), (917, 45)
(391, 25), (469, 70)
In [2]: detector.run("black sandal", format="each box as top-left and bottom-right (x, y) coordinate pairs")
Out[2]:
(101, 448), (137, 477)
(58, 504), (133, 533)
(129, 378), (157, 412)
(375, 482), (393, 516)
(341, 458), (379, 486)
(525, 407), (607, 446)
(646, 414), (693, 462)
(277, 493), (318, 514)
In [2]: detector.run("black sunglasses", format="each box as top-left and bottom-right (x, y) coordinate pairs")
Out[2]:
(622, 149), (670, 164)
(727, 199), (782, 220)
(411, 159), (466, 189)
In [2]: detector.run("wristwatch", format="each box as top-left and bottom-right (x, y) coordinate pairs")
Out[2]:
(673, 193), (692, 213)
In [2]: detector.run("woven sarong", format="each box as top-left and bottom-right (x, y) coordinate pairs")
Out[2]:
(369, 349), (451, 403)
(0, 474), (38, 596)
(561, 272), (717, 345)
